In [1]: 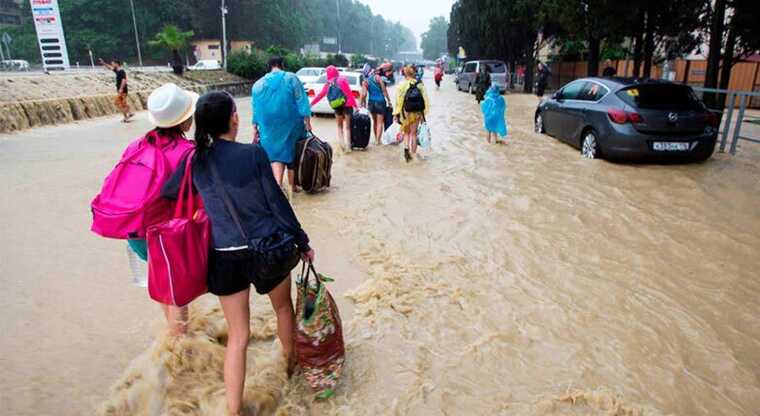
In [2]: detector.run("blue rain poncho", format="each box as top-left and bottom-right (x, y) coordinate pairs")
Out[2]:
(480, 85), (507, 137)
(252, 71), (311, 164)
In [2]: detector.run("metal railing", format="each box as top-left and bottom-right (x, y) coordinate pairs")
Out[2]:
(684, 87), (760, 155)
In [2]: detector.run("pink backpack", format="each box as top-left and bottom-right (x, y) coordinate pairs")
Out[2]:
(91, 136), (192, 239)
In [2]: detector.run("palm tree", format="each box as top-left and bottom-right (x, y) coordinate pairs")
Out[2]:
(149, 25), (195, 75)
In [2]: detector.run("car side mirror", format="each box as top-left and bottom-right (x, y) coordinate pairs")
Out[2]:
(553, 91), (563, 100)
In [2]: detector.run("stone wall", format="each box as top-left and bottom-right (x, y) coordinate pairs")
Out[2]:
(0, 77), (253, 134)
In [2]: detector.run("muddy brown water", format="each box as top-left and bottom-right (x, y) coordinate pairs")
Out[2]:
(1, 75), (759, 415)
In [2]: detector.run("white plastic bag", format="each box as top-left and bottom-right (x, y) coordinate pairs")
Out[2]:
(382, 123), (402, 145)
(417, 122), (432, 149)
(126, 244), (147, 288)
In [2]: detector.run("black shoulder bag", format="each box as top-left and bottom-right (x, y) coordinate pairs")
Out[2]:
(209, 159), (300, 280)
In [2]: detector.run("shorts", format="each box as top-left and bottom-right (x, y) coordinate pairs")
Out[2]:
(115, 92), (129, 112)
(334, 106), (354, 117)
(368, 101), (386, 115)
(207, 248), (292, 296)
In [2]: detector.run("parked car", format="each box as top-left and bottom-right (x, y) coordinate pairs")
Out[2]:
(305, 71), (362, 115)
(188, 60), (221, 70)
(0, 59), (30, 71)
(296, 67), (325, 85)
(534, 77), (718, 161)
(456, 60), (507, 93)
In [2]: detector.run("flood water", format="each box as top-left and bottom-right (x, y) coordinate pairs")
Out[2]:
(2, 74), (759, 415)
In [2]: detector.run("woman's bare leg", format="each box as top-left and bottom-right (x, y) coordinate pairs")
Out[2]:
(343, 115), (352, 152)
(219, 288), (251, 416)
(335, 114), (346, 152)
(267, 276), (295, 374)
(270, 162), (286, 186)
(287, 168), (300, 193)
(409, 121), (419, 155)
(160, 304), (188, 336)
(374, 114), (384, 145)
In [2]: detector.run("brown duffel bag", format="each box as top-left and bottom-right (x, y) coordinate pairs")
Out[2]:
(294, 132), (332, 193)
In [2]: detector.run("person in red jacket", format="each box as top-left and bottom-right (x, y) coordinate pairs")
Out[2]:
(310, 65), (358, 153)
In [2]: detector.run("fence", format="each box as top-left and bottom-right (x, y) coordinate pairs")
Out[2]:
(692, 87), (760, 155)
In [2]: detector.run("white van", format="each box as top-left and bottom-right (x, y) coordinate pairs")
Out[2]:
(456, 60), (507, 94)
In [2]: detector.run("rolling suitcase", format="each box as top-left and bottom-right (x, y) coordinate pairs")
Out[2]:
(350, 109), (371, 149)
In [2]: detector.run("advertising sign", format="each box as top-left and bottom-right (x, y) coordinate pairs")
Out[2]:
(30, 0), (70, 70)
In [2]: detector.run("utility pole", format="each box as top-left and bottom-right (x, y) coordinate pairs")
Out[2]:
(221, 0), (228, 69)
(336, 0), (341, 54)
(129, 0), (142, 66)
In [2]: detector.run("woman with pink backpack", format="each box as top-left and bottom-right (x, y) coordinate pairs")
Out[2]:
(91, 83), (198, 336)
(310, 65), (358, 153)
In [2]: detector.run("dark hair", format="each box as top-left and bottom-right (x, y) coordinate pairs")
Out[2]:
(267, 56), (284, 71)
(146, 125), (186, 144)
(194, 92), (236, 156)
(112, 59), (122, 66)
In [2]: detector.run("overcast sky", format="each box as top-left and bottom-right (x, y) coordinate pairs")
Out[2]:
(357, 0), (455, 49)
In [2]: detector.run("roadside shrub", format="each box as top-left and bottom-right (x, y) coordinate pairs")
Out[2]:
(284, 53), (304, 72)
(227, 49), (268, 80)
(326, 53), (349, 67)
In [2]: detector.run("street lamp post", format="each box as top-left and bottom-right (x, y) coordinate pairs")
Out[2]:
(128, 0), (143, 66)
(336, 0), (341, 54)
(221, 0), (228, 70)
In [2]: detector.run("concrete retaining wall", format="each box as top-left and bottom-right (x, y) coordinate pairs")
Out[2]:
(0, 81), (253, 134)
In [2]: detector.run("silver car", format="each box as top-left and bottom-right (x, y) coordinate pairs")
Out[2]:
(456, 60), (507, 93)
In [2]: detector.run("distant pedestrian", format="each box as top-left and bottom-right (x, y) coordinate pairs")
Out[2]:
(535, 61), (550, 101)
(394, 65), (429, 163)
(481, 85), (508, 144)
(252, 56), (313, 193)
(99, 58), (134, 122)
(602, 66), (617, 77)
(311, 65), (358, 153)
(361, 63), (393, 145)
(474, 64), (491, 103)
(434, 64), (444, 89)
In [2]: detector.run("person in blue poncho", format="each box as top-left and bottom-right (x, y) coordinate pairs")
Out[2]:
(252, 56), (313, 193)
(480, 84), (508, 144)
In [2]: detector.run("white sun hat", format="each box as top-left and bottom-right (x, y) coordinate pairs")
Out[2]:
(147, 83), (199, 128)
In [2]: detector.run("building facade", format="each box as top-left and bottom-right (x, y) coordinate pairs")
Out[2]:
(0, 0), (22, 29)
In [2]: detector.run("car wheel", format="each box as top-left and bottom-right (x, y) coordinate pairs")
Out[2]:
(534, 113), (545, 133)
(581, 129), (600, 159)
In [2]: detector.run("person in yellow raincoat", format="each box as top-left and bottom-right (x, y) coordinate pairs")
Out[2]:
(393, 65), (430, 162)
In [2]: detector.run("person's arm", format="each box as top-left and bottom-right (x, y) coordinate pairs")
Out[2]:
(338, 78), (356, 107)
(253, 147), (312, 253)
(98, 58), (113, 71)
(290, 75), (313, 131)
(393, 81), (405, 117)
(251, 93), (260, 143)
(422, 83), (431, 116)
(360, 80), (368, 107)
(310, 83), (328, 106)
(379, 75), (391, 107)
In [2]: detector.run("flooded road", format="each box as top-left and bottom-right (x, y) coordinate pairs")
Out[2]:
(2, 75), (759, 415)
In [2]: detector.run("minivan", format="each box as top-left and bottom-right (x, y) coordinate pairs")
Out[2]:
(456, 60), (507, 93)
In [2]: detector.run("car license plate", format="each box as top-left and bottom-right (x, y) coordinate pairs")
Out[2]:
(653, 141), (690, 151)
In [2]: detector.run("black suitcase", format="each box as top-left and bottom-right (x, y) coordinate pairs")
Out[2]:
(351, 110), (371, 149)
(383, 105), (394, 130)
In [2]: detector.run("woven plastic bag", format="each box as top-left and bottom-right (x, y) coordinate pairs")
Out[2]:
(381, 123), (403, 145)
(417, 121), (432, 149)
(295, 262), (345, 399)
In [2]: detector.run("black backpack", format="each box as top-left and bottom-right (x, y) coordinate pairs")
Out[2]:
(403, 81), (426, 113)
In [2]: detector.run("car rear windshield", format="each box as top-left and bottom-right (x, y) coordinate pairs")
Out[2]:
(486, 62), (506, 73)
(616, 84), (702, 110)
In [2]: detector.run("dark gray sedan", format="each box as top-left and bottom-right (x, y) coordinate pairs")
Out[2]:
(534, 78), (719, 161)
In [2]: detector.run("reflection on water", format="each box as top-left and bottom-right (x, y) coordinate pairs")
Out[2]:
(99, 79), (760, 415)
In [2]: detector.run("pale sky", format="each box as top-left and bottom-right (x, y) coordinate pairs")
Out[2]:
(357, 0), (455, 50)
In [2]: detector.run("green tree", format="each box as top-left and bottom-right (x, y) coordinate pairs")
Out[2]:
(421, 17), (448, 60)
(148, 25), (194, 62)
